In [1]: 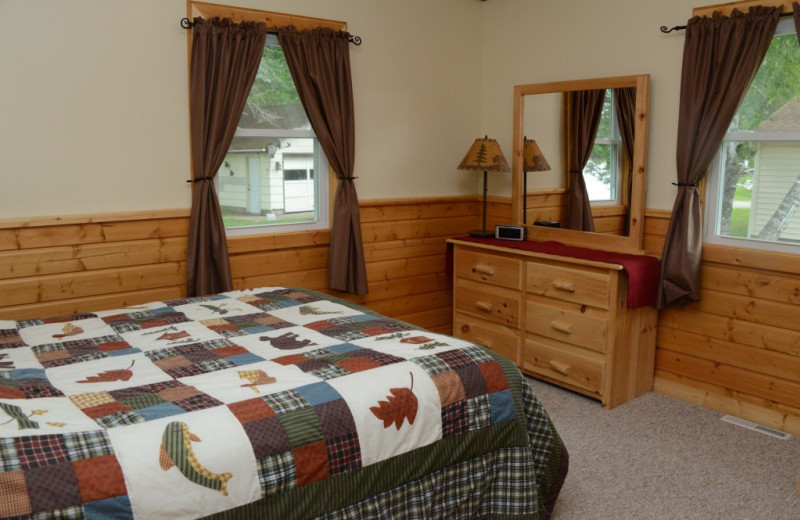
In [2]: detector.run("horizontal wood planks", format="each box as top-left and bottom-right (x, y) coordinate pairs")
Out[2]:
(647, 211), (800, 434)
(0, 198), (478, 335)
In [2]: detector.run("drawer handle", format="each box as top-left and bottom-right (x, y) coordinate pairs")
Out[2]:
(550, 320), (573, 334)
(473, 336), (491, 348)
(475, 301), (494, 313)
(552, 280), (575, 292)
(473, 264), (495, 276)
(549, 359), (571, 375)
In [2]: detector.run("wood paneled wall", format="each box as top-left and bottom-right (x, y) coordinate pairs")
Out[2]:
(0, 198), (480, 335)
(2, 197), (799, 434)
(644, 211), (800, 435)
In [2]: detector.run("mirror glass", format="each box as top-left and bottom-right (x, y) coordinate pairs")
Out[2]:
(512, 75), (650, 253)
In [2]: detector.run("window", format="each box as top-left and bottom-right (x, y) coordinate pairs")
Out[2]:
(705, 17), (800, 252)
(217, 34), (329, 235)
(584, 89), (622, 203)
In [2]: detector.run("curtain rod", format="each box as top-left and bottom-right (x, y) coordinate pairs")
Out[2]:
(661, 10), (794, 33)
(180, 17), (362, 45)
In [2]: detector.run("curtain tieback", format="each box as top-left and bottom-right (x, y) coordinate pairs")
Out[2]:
(672, 182), (698, 187)
(186, 177), (215, 183)
(339, 176), (358, 181)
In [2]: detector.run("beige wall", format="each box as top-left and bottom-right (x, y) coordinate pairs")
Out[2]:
(478, 0), (697, 211)
(0, 0), (484, 219)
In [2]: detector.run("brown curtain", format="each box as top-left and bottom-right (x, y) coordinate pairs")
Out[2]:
(186, 18), (268, 297)
(657, 7), (780, 308)
(278, 26), (368, 295)
(795, 2), (800, 38)
(615, 87), (637, 235)
(566, 90), (605, 232)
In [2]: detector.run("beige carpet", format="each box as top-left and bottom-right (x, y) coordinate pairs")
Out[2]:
(525, 377), (800, 520)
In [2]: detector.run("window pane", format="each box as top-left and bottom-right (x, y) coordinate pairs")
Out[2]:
(584, 144), (615, 200)
(707, 20), (800, 251)
(217, 37), (326, 232)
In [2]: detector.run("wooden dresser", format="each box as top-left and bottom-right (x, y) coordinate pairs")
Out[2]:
(450, 239), (658, 409)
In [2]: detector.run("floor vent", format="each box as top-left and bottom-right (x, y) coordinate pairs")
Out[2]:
(721, 415), (792, 440)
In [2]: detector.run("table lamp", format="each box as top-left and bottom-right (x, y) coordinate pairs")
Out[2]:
(458, 135), (510, 237)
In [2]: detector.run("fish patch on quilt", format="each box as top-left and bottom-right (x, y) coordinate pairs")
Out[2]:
(0, 288), (519, 520)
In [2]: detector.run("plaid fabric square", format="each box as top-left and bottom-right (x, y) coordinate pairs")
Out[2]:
(203, 313), (294, 337)
(457, 345), (495, 365)
(96, 411), (145, 429)
(62, 431), (114, 462)
(306, 364), (350, 380)
(326, 432), (361, 475)
(32, 336), (137, 368)
(145, 339), (261, 377)
(257, 451), (296, 497)
(15, 435), (69, 469)
(24, 461), (81, 512)
(0, 469), (32, 517)
(441, 401), (469, 437)
(305, 317), (412, 341)
(102, 309), (189, 333)
(0, 328), (26, 349)
(465, 394), (492, 432)
(410, 354), (452, 376)
(72, 454), (126, 503)
(0, 369), (64, 399)
(262, 390), (308, 414)
(455, 364), (488, 399)
(74, 381), (221, 427)
(243, 416), (291, 459)
(0, 437), (21, 471)
(293, 440), (329, 487)
(279, 407), (324, 449)
(436, 349), (475, 370)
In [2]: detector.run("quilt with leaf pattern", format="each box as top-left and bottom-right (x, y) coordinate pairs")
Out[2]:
(0, 287), (567, 519)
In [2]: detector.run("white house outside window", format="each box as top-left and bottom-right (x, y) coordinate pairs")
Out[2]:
(216, 34), (329, 236)
(705, 17), (800, 253)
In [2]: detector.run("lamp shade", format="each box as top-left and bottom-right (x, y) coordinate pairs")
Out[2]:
(522, 138), (551, 172)
(458, 136), (510, 172)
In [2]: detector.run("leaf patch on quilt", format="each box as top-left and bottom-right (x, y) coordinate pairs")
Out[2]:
(370, 372), (418, 430)
(159, 421), (233, 496)
(77, 360), (136, 383)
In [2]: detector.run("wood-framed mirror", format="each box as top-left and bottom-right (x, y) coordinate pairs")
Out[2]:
(511, 74), (650, 253)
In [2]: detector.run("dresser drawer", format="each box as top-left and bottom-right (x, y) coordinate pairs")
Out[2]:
(454, 278), (520, 328)
(523, 336), (604, 396)
(455, 248), (522, 290)
(525, 295), (608, 353)
(454, 312), (519, 362)
(526, 261), (612, 309)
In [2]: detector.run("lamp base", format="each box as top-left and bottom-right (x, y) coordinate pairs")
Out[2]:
(468, 229), (495, 238)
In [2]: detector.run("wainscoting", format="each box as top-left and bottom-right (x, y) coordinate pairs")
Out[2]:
(1, 198), (798, 434)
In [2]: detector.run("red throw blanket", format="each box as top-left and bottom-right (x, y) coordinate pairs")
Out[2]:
(448, 236), (660, 309)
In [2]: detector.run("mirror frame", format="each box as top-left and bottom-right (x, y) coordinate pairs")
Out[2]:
(511, 74), (650, 253)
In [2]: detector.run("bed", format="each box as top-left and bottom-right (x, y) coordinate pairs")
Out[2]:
(0, 287), (567, 519)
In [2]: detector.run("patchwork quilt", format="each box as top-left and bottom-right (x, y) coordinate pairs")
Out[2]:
(0, 287), (567, 519)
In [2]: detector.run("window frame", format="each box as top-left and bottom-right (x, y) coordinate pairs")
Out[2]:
(585, 89), (623, 205)
(703, 16), (800, 254)
(188, 1), (346, 238)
